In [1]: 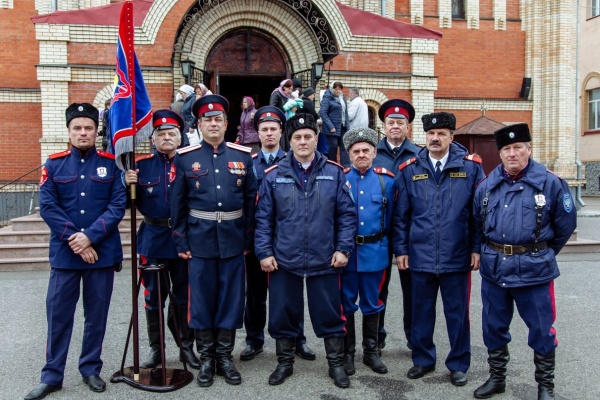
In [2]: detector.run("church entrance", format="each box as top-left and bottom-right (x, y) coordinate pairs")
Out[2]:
(204, 29), (289, 142)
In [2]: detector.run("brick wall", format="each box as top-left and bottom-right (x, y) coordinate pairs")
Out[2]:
(0, 103), (43, 180)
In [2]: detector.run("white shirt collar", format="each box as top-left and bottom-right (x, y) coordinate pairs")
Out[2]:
(429, 151), (450, 171)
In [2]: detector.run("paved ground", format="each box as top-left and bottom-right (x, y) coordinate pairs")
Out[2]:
(1, 198), (598, 400)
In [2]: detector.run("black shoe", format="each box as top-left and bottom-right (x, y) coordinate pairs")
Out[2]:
(328, 366), (350, 388)
(295, 343), (316, 360)
(216, 358), (242, 385)
(197, 360), (215, 387)
(407, 365), (435, 379)
(82, 375), (106, 393)
(24, 383), (61, 400)
(240, 344), (263, 361)
(450, 370), (468, 386)
(268, 364), (294, 385)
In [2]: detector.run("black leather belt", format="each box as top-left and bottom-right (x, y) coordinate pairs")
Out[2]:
(355, 232), (384, 245)
(486, 239), (547, 255)
(143, 216), (171, 227)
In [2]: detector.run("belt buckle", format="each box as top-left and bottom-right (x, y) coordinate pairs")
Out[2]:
(503, 244), (513, 256)
(167, 218), (172, 228)
(355, 236), (365, 245)
(216, 211), (223, 223)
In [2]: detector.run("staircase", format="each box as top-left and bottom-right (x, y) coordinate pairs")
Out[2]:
(0, 210), (139, 272)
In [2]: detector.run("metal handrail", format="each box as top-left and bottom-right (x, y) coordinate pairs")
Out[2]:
(0, 165), (43, 191)
(0, 165), (43, 227)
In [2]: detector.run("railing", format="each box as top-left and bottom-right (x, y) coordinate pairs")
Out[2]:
(0, 165), (43, 227)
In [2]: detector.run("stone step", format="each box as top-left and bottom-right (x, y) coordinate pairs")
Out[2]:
(0, 242), (132, 259)
(562, 238), (600, 253)
(0, 254), (134, 272)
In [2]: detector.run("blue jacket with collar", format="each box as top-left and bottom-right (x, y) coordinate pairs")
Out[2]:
(345, 165), (396, 272)
(393, 142), (484, 274)
(254, 151), (356, 276)
(132, 150), (178, 259)
(320, 89), (350, 136)
(373, 137), (421, 177)
(40, 146), (126, 269)
(473, 159), (577, 288)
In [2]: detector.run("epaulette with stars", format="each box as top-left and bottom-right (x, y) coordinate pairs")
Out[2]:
(48, 150), (71, 160)
(464, 154), (482, 164)
(373, 167), (395, 178)
(398, 157), (417, 171)
(177, 144), (202, 154)
(226, 142), (252, 153)
(135, 153), (154, 163)
(326, 160), (343, 169)
(264, 165), (279, 174)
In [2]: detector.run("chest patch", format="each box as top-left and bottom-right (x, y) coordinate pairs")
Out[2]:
(412, 174), (428, 181)
(96, 167), (107, 178)
(449, 172), (467, 178)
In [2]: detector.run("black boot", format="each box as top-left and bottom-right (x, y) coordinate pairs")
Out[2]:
(324, 336), (350, 388)
(474, 346), (509, 399)
(362, 313), (388, 374)
(343, 314), (356, 376)
(534, 350), (555, 400)
(216, 329), (242, 385)
(141, 310), (162, 369)
(173, 306), (200, 369)
(195, 329), (216, 387)
(268, 337), (295, 385)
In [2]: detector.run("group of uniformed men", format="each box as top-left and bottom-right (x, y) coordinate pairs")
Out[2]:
(25, 92), (576, 400)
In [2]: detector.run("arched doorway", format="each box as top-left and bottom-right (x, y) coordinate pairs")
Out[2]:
(205, 28), (290, 141)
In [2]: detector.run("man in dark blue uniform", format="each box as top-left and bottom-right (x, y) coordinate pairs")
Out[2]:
(472, 123), (576, 400)
(240, 106), (315, 362)
(394, 112), (484, 386)
(25, 103), (126, 400)
(170, 94), (257, 387)
(255, 113), (356, 388)
(341, 127), (396, 376)
(372, 99), (421, 351)
(124, 110), (199, 370)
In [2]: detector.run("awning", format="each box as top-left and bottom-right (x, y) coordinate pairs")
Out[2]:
(31, 0), (152, 26)
(336, 2), (442, 40)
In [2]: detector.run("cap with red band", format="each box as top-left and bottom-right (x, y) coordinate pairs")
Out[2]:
(378, 99), (415, 123)
(153, 109), (184, 131)
(253, 106), (286, 131)
(192, 94), (229, 118)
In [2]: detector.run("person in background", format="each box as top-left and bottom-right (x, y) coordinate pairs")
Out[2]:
(98, 99), (111, 152)
(170, 92), (184, 116)
(347, 88), (369, 130)
(179, 84), (197, 146)
(237, 96), (260, 153)
(320, 81), (350, 167)
(270, 79), (294, 152)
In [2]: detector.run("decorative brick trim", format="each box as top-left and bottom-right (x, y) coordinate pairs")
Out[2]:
(434, 98), (534, 111)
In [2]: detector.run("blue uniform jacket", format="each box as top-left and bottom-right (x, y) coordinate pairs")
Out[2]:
(345, 166), (396, 272)
(132, 150), (178, 259)
(253, 149), (287, 187)
(473, 159), (577, 287)
(373, 137), (421, 177)
(320, 89), (350, 136)
(170, 141), (258, 258)
(40, 147), (126, 269)
(393, 142), (484, 274)
(254, 151), (356, 276)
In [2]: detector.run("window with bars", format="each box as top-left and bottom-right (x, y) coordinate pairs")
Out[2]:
(452, 0), (466, 19)
(589, 88), (600, 130)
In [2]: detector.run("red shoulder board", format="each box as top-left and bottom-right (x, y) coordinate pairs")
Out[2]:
(343, 167), (351, 174)
(464, 154), (482, 164)
(177, 144), (202, 154)
(48, 150), (71, 160)
(135, 153), (154, 163)
(326, 160), (343, 169)
(398, 157), (417, 171)
(97, 150), (115, 160)
(373, 167), (395, 178)
(265, 165), (279, 174)
(252, 153), (259, 159)
(226, 142), (252, 153)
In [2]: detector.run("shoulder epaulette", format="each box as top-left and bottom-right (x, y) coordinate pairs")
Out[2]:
(326, 160), (343, 169)
(49, 150), (71, 160)
(252, 153), (259, 159)
(177, 144), (202, 154)
(398, 157), (417, 171)
(265, 165), (279, 174)
(135, 153), (154, 163)
(97, 150), (116, 160)
(343, 167), (351, 174)
(464, 154), (482, 164)
(476, 176), (489, 188)
(226, 142), (252, 153)
(374, 167), (395, 178)
(547, 169), (563, 179)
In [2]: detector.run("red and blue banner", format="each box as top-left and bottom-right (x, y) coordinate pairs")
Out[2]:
(109, 0), (152, 171)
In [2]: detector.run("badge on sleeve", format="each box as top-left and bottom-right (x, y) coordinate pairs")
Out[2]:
(39, 167), (48, 186)
(169, 164), (176, 183)
(563, 193), (573, 213)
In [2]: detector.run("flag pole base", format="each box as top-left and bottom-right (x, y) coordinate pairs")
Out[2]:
(110, 367), (193, 392)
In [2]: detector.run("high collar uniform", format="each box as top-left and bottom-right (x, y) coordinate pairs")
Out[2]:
(373, 137), (421, 176)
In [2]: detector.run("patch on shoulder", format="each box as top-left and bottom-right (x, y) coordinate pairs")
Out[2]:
(226, 142), (252, 153)
(374, 167), (395, 178)
(464, 154), (482, 164)
(398, 157), (417, 171)
(135, 153), (154, 163)
(326, 160), (343, 169)
(343, 167), (351, 174)
(177, 144), (202, 154)
(48, 150), (71, 160)
(97, 150), (115, 160)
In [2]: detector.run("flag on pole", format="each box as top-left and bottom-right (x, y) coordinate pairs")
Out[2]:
(109, 0), (152, 171)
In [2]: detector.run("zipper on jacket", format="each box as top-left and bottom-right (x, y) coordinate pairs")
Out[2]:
(304, 190), (308, 275)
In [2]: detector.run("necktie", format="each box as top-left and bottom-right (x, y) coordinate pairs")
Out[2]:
(392, 147), (400, 156)
(435, 160), (442, 179)
(268, 154), (275, 165)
